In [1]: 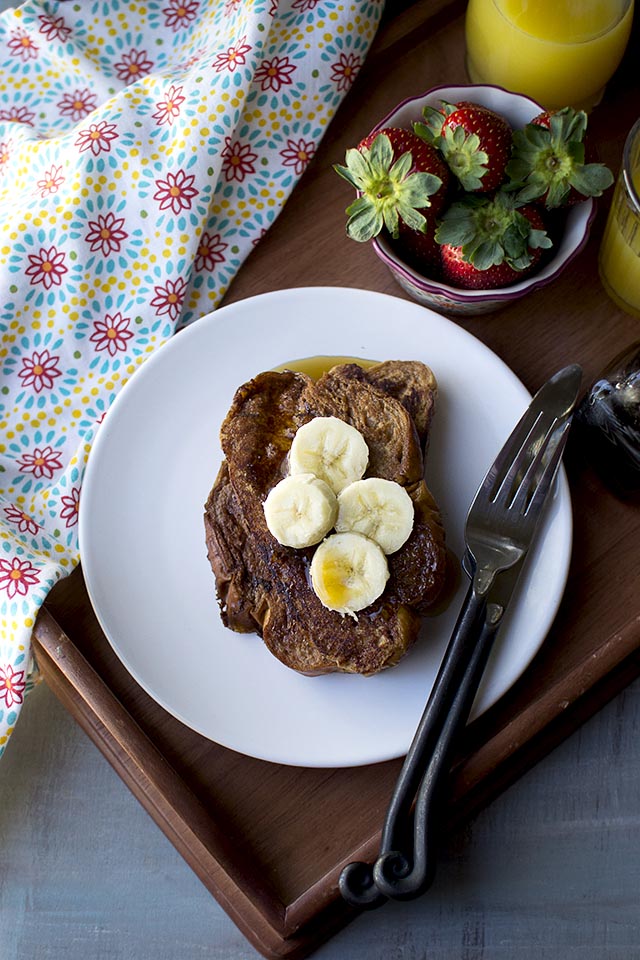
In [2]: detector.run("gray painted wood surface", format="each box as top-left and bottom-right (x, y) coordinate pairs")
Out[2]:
(2, 678), (639, 960)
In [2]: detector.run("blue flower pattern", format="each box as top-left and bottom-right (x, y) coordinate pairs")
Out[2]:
(0, 0), (384, 755)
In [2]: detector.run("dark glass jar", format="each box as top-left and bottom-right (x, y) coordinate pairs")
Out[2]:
(575, 341), (640, 497)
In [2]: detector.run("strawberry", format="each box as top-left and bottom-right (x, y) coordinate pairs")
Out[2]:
(435, 190), (552, 290)
(415, 100), (512, 193)
(334, 128), (450, 272)
(506, 106), (614, 208)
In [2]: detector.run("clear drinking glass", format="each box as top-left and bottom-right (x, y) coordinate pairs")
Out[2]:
(575, 341), (640, 497)
(598, 118), (640, 318)
(465, 0), (634, 111)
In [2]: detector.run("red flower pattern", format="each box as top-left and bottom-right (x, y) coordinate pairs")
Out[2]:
(25, 246), (68, 289)
(251, 227), (268, 248)
(38, 13), (72, 42)
(57, 89), (97, 122)
(152, 85), (186, 126)
(0, 141), (10, 172)
(0, 105), (35, 126)
(280, 137), (315, 175)
(114, 49), (154, 85)
(223, 0), (242, 14)
(163, 0), (200, 31)
(84, 212), (128, 256)
(195, 232), (227, 272)
(75, 120), (119, 156)
(7, 29), (39, 62)
(221, 137), (257, 182)
(213, 35), (251, 72)
(0, 558), (41, 599)
(179, 48), (206, 71)
(292, 0), (319, 9)
(3, 505), (40, 536)
(18, 349), (62, 393)
(36, 165), (65, 198)
(153, 169), (199, 214)
(90, 313), (134, 356)
(0, 664), (27, 707)
(18, 446), (64, 480)
(59, 488), (81, 528)
(330, 52), (362, 92)
(254, 56), (296, 92)
(150, 277), (187, 322)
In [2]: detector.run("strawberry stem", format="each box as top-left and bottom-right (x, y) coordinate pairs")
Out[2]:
(506, 107), (614, 208)
(334, 133), (442, 242)
(435, 190), (552, 271)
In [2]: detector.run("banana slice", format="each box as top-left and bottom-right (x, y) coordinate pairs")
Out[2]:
(310, 531), (389, 618)
(263, 473), (338, 549)
(336, 477), (414, 554)
(289, 416), (369, 494)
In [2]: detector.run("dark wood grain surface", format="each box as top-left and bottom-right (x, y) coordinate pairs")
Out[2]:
(32, 2), (640, 957)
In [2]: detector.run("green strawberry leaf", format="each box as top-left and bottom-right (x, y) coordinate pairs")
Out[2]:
(388, 151), (413, 183)
(435, 190), (550, 270)
(472, 239), (502, 270)
(333, 159), (363, 191)
(509, 251), (534, 271)
(382, 203), (400, 238)
(440, 126), (489, 191)
(368, 133), (394, 170)
(395, 201), (427, 233)
(414, 105), (446, 145)
(344, 196), (384, 242)
(569, 162), (614, 197)
(413, 121), (439, 146)
(528, 228), (553, 250)
(403, 171), (442, 202)
(337, 131), (445, 245)
(549, 107), (587, 145)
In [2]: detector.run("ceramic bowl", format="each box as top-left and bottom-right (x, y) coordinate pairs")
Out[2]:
(369, 83), (595, 317)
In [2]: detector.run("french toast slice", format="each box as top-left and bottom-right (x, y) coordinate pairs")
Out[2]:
(204, 360), (448, 676)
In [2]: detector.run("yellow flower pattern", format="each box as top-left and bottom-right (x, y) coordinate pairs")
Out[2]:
(0, 0), (384, 755)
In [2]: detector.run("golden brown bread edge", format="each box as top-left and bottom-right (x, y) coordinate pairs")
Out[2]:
(203, 360), (449, 676)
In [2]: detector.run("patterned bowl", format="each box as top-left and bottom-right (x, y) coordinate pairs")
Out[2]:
(370, 83), (595, 317)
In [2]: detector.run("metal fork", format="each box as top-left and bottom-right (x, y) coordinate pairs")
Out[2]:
(339, 363), (582, 908)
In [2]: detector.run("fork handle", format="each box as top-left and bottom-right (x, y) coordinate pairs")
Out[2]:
(372, 587), (504, 901)
(339, 584), (499, 909)
(338, 582), (485, 909)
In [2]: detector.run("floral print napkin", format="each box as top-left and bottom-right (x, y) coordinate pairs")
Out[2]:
(0, 0), (383, 757)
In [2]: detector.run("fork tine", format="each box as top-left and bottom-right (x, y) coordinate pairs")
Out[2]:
(500, 415), (559, 513)
(480, 408), (545, 501)
(520, 418), (572, 517)
(507, 415), (570, 516)
(479, 365), (582, 506)
(490, 410), (552, 506)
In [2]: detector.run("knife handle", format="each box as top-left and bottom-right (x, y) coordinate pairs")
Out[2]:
(372, 586), (504, 901)
(338, 581), (486, 909)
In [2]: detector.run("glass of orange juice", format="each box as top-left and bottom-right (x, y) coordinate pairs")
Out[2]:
(599, 119), (640, 318)
(465, 0), (634, 111)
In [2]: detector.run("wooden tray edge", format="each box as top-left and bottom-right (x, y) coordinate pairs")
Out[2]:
(33, 603), (640, 954)
(283, 613), (640, 933)
(31, 607), (298, 960)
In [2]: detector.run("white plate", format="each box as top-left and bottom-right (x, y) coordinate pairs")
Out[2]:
(79, 287), (572, 768)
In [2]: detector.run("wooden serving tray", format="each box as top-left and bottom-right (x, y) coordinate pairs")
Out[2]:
(33, 3), (640, 958)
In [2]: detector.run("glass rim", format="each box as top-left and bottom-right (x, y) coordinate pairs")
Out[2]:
(623, 117), (640, 215)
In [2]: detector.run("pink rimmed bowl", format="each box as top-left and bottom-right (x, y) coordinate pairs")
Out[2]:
(370, 84), (595, 317)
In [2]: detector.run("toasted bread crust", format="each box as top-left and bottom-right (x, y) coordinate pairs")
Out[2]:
(204, 360), (448, 676)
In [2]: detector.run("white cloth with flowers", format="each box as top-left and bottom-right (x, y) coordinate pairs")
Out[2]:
(0, 0), (383, 757)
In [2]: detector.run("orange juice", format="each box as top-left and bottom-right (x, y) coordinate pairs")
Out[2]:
(599, 121), (640, 318)
(465, 0), (634, 110)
